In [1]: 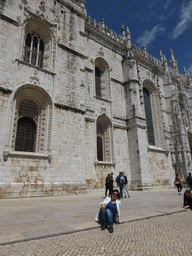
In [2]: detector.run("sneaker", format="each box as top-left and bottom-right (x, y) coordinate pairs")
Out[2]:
(101, 225), (106, 230)
(179, 192), (181, 195)
(109, 226), (113, 233)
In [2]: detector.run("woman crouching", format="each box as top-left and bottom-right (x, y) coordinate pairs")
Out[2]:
(98, 189), (121, 233)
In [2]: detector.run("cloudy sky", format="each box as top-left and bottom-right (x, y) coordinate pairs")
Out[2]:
(85, 0), (192, 76)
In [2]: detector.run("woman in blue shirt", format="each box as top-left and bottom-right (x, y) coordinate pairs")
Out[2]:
(98, 189), (121, 233)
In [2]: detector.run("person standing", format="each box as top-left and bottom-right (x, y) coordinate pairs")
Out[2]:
(186, 173), (192, 192)
(119, 172), (126, 199)
(175, 174), (182, 195)
(123, 173), (130, 198)
(115, 172), (122, 188)
(105, 173), (114, 197)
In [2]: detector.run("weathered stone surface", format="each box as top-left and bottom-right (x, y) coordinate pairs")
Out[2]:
(0, 0), (191, 198)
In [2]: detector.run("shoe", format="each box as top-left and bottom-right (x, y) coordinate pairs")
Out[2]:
(128, 196), (130, 198)
(109, 226), (113, 233)
(179, 192), (181, 195)
(101, 225), (106, 230)
(124, 196), (127, 198)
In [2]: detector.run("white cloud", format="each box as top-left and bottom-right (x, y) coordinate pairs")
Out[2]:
(172, 1), (192, 39)
(136, 25), (165, 48)
(165, 0), (172, 10)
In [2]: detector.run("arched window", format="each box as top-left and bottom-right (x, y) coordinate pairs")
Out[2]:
(95, 67), (101, 97)
(143, 88), (155, 145)
(96, 115), (113, 162)
(95, 58), (110, 99)
(11, 85), (52, 154)
(15, 117), (36, 152)
(24, 32), (44, 68)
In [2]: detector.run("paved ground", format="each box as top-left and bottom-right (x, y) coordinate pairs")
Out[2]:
(0, 187), (190, 255)
(0, 210), (192, 255)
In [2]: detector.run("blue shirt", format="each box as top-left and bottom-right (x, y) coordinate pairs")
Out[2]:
(106, 201), (117, 217)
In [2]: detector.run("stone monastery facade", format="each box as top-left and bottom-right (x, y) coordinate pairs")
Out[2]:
(0, 0), (192, 198)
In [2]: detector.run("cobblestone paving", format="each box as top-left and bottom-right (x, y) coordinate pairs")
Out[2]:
(0, 211), (192, 256)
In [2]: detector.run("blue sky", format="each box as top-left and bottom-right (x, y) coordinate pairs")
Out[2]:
(85, 0), (192, 76)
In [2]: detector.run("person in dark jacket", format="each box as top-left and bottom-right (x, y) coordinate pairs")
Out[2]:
(105, 172), (114, 197)
(183, 190), (192, 210)
(186, 173), (192, 191)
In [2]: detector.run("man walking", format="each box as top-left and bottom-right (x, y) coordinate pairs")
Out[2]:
(186, 172), (192, 191)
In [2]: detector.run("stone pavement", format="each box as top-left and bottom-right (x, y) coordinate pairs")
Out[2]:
(0, 188), (186, 246)
(0, 211), (192, 256)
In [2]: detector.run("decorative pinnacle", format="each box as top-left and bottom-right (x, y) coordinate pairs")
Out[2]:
(170, 49), (175, 61)
(126, 26), (131, 35)
(184, 67), (187, 76)
(121, 23), (125, 32)
(160, 50), (163, 61)
(164, 55), (167, 61)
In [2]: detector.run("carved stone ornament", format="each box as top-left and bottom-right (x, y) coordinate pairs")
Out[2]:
(30, 70), (40, 85)
(39, 1), (46, 13)
(3, 151), (9, 162)
(101, 103), (107, 114)
(98, 47), (104, 57)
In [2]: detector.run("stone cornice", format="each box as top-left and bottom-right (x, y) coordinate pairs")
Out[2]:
(83, 24), (126, 55)
(54, 103), (86, 114)
(58, 43), (88, 59)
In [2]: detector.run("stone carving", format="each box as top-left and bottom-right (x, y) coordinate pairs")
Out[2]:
(30, 70), (40, 85)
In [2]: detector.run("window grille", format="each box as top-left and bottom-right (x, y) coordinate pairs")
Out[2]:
(143, 88), (155, 145)
(15, 117), (36, 152)
(24, 32), (44, 68)
(19, 100), (38, 120)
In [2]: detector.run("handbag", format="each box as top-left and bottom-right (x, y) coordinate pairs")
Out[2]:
(111, 202), (119, 224)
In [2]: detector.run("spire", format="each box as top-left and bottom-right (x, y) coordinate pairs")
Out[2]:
(163, 55), (168, 72)
(184, 67), (187, 76)
(121, 24), (126, 40)
(170, 49), (175, 61)
(160, 50), (163, 62)
(170, 49), (178, 74)
(125, 26), (131, 48)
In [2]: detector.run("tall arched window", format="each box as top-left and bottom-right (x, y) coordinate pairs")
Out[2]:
(96, 115), (113, 162)
(95, 67), (102, 97)
(143, 88), (155, 145)
(11, 85), (52, 154)
(95, 58), (110, 99)
(15, 100), (38, 152)
(15, 117), (36, 152)
(24, 32), (44, 68)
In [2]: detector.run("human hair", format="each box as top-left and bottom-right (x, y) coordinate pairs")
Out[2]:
(111, 189), (120, 199)
(185, 190), (192, 198)
(189, 173), (191, 176)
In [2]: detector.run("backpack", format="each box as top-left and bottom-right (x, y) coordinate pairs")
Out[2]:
(120, 176), (125, 184)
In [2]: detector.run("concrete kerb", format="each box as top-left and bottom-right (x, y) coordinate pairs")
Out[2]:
(0, 208), (186, 247)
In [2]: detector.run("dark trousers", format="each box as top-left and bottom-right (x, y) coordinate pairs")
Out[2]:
(176, 183), (182, 193)
(105, 185), (113, 197)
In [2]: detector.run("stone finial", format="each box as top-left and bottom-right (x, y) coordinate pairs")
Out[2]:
(126, 26), (131, 48)
(184, 67), (187, 76)
(160, 50), (163, 62)
(170, 49), (178, 74)
(163, 55), (168, 72)
(121, 24), (126, 40)
(170, 49), (175, 60)
(101, 19), (105, 32)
